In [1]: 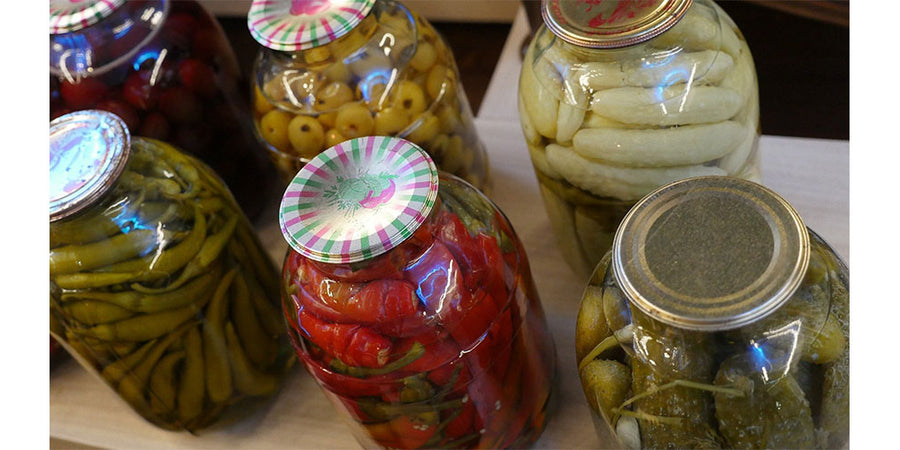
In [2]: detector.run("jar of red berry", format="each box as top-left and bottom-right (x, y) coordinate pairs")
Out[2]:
(279, 136), (556, 448)
(49, 0), (276, 220)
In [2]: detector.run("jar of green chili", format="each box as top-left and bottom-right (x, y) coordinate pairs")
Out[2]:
(575, 176), (848, 449)
(49, 110), (294, 432)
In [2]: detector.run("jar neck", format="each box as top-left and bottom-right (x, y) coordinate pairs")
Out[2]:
(50, 0), (168, 81)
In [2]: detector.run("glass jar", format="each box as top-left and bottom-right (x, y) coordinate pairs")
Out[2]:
(49, 111), (293, 432)
(575, 177), (848, 449)
(519, 0), (760, 278)
(248, 0), (489, 191)
(49, 0), (276, 221)
(279, 136), (555, 448)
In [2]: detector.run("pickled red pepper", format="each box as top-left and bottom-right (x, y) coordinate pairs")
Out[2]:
(279, 137), (554, 449)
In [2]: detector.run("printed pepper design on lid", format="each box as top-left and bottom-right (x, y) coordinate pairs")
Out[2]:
(248, 0), (377, 51)
(542, 0), (692, 49)
(279, 135), (439, 264)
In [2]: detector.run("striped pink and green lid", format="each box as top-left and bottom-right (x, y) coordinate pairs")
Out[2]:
(50, 0), (125, 34)
(248, 0), (376, 51)
(280, 136), (439, 264)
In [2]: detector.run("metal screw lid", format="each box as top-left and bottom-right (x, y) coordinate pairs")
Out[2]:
(611, 176), (810, 331)
(50, 110), (131, 222)
(50, 0), (126, 34)
(248, 0), (376, 52)
(542, 0), (692, 49)
(279, 136), (439, 264)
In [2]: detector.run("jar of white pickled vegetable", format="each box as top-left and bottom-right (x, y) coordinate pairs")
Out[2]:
(248, 0), (489, 191)
(575, 177), (848, 449)
(519, 0), (760, 278)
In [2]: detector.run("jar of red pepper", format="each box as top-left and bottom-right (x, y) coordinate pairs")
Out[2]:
(49, 0), (276, 220)
(279, 136), (556, 448)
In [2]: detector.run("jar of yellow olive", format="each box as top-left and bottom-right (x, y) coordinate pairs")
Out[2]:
(575, 176), (848, 449)
(520, 0), (760, 278)
(248, 0), (489, 191)
(49, 110), (294, 432)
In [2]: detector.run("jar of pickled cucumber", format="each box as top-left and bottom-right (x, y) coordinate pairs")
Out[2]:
(519, 0), (760, 278)
(278, 136), (554, 448)
(575, 176), (848, 449)
(49, 111), (293, 432)
(248, 0), (489, 192)
(49, 0), (277, 221)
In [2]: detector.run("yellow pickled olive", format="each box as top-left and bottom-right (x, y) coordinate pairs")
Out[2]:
(579, 359), (631, 423)
(335, 103), (375, 139)
(304, 46), (331, 64)
(315, 81), (354, 112)
(324, 128), (346, 148)
(177, 327), (205, 425)
(317, 111), (338, 129)
(224, 322), (280, 396)
(253, 85), (275, 115)
(62, 263), (222, 313)
(263, 75), (289, 105)
(50, 229), (165, 275)
(374, 107), (411, 136)
(436, 104), (460, 134)
(322, 60), (352, 84)
(258, 110), (293, 152)
(287, 115), (326, 159)
(149, 350), (186, 418)
(426, 64), (452, 101)
(365, 83), (389, 109)
(405, 113), (440, 146)
(203, 267), (238, 403)
(231, 272), (279, 369)
(713, 355), (817, 449)
(392, 80), (428, 118)
(63, 300), (135, 326)
(410, 40), (438, 72)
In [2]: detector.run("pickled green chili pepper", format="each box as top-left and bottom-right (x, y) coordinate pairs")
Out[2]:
(50, 229), (171, 275)
(819, 265), (849, 448)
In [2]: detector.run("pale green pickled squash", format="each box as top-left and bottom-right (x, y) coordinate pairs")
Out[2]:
(713, 354), (817, 449)
(631, 358), (722, 450)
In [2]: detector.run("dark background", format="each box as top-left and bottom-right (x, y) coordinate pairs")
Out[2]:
(220, 0), (849, 140)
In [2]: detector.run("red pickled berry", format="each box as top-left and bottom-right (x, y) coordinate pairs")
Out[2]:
(177, 59), (217, 97)
(138, 112), (171, 140)
(162, 12), (199, 48)
(158, 87), (203, 124)
(60, 77), (110, 109)
(122, 70), (158, 110)
(192, 28), (223, 63)
(95, 99), (141, 131)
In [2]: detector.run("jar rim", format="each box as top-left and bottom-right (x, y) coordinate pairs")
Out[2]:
(611, 176), (810, 331)
(248, 0), (377, 52)
(541, 0), (692, 49)
(50, 110), (131, 222)
(279, 136), (439, 264)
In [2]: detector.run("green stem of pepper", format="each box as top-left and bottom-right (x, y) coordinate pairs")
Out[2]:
(331, 342), (426, 378)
